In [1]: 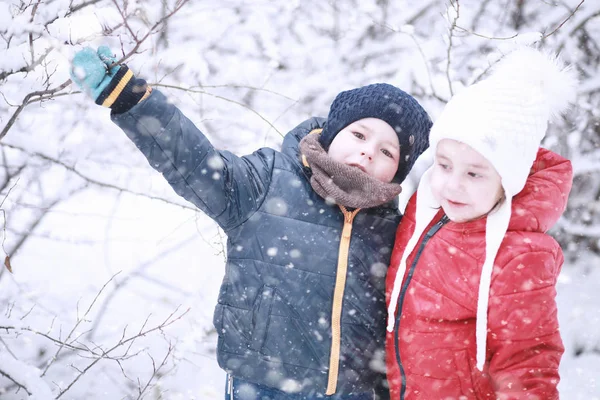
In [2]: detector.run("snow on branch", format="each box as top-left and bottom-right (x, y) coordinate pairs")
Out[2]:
(0, 0), (191, 142)
(0, 272), (190, 398)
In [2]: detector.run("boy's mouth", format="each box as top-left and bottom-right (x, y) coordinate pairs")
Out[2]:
(348, 163), (367, 173)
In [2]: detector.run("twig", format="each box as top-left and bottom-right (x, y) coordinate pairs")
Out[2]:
(150, 83), (284, 137)
(85, 234), (198, 340)
(112, 0), (192, 67)
(556, 7), (599, 54)
(0, 337), (18, 359)
(41, 272), (122, 377)
(44, 0), (103, 28)
(1, 307), (186, 398)
(0, 325), (88, 352)
(0, 178), (20, 279)
(543, 0), (585, 39)
(183, 84), (296, 101)
(368, 20), (440, 101)
(55, 306), (189, 399)
(0, 79), (71, 141)
(28, 1), (42, 66)
(1, 142), (196, 210)
(135, 342), (173, 400)
(454, 26), (519, 40)
(0, 368), (32, 396)
(0, 47), (53, 82)
(0, 0), (191, 141)
(111, 0), (138, 41)
(445, 0), (460, 96)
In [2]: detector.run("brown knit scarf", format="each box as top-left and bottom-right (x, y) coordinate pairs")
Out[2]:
(299, 133), (402, 209)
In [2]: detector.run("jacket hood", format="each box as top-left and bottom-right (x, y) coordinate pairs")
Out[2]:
(281, 117), (326, 162)
(508, 147), (572, 233)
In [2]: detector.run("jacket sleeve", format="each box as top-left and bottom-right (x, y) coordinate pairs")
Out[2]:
(111, 89), (273, 232)
(486, 249), (564, 399)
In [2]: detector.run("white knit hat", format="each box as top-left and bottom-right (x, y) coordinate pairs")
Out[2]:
(386, 47), (577, 370)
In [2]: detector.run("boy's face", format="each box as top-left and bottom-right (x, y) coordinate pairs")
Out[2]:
(327, 118), (400, 183)
(429, 139), (504, 223)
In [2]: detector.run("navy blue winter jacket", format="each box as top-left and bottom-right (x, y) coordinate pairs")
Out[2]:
(112, 89), (401, 397)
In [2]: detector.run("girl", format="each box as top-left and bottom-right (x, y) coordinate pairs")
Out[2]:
(385, 47), (577, 399)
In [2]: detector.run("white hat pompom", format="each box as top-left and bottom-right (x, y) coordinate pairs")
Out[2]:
(492, 47), (578, 120)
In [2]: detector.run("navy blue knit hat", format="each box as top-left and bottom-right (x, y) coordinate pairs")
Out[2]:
(320, 83), (432, 183)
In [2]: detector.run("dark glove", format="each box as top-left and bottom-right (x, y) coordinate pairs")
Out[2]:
(70, 46), (149, 114)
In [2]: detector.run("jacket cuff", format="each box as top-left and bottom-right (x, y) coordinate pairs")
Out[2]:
(95, 64), (148, 114)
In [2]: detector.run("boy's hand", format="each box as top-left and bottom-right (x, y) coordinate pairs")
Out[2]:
(71, 46), (120, 101)
(70, 46), (149, 114)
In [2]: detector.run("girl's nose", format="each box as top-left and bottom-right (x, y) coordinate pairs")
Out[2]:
(360, 150), (373, 160)
(445, 173), (464, 193)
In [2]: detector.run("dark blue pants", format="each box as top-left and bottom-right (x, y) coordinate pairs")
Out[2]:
(225, 375), (375, 400)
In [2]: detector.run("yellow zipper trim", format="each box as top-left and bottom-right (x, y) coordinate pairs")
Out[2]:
(301, 128), (323, 168)
(326, 205), (360, 395)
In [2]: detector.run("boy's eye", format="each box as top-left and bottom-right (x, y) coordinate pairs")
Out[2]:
(438, 163), (449, 170)
(352, 132), (365, 140)
(468, 172), (481, 178)
(381, 149), (394, 158)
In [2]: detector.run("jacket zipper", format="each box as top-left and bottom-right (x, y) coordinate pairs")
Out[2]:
(225, 373), (234, 399)
(326, 205), (360, 395)
(394, 215), (449, 400)
(301, 140), (361, 395)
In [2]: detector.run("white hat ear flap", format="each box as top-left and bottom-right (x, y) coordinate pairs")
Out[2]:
(476, 196), (513, 370)
(387, 167), (440, 332)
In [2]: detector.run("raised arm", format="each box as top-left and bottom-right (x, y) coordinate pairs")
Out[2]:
(71, 47), (274, 231)
(112, 89), (275, 230)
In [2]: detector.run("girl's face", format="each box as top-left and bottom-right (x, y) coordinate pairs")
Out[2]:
(328, 118), (400, 183)
(429, 139), (504, 223)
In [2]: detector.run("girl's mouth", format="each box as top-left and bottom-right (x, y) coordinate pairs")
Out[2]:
(447, 199), (467, 207)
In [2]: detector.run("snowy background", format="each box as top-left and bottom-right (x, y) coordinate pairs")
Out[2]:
(1, 0), (599, 398)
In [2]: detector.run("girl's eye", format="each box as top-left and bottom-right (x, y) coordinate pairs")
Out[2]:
(352, 132), (365, 140)
(381, 149), (394, 158)
(438, 163), (449, 170)
(468, 172), (481, 178)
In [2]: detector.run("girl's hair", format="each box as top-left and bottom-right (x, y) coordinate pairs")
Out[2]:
(488, 190), (507, 215)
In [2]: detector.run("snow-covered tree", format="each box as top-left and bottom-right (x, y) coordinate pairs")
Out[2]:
(1, 0), (598, 398)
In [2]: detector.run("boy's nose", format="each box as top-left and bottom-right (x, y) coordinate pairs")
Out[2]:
(360, 150), (373, 160)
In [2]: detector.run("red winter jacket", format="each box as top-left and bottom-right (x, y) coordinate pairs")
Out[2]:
(385, 148), (572, 400)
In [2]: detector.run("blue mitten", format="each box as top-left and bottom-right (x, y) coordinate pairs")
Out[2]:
(71, 46), (120, 101)
(70, 46), (148, 114)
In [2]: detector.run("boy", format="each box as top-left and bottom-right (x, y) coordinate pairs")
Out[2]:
(71, 46), (432, 399)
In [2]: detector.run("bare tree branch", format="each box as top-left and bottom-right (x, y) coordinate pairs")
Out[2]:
(1, 143), (196, 210)
(0, 305), (188, 398)
(445, 0), (460, 97)
(151, 83), (284, 137)
(0, 0), (192, 142)
(135, 342), (173, 400)
(542, 0), (586, 39)
(0, 79), (71, 141)
(85, 234), (199, 341)
(454, 26), (519, 40)
(55, 306), (189, 399)
(0, 368), (32, 396)
(41, 272), (122, 377)
(0, 47), (53, 82)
